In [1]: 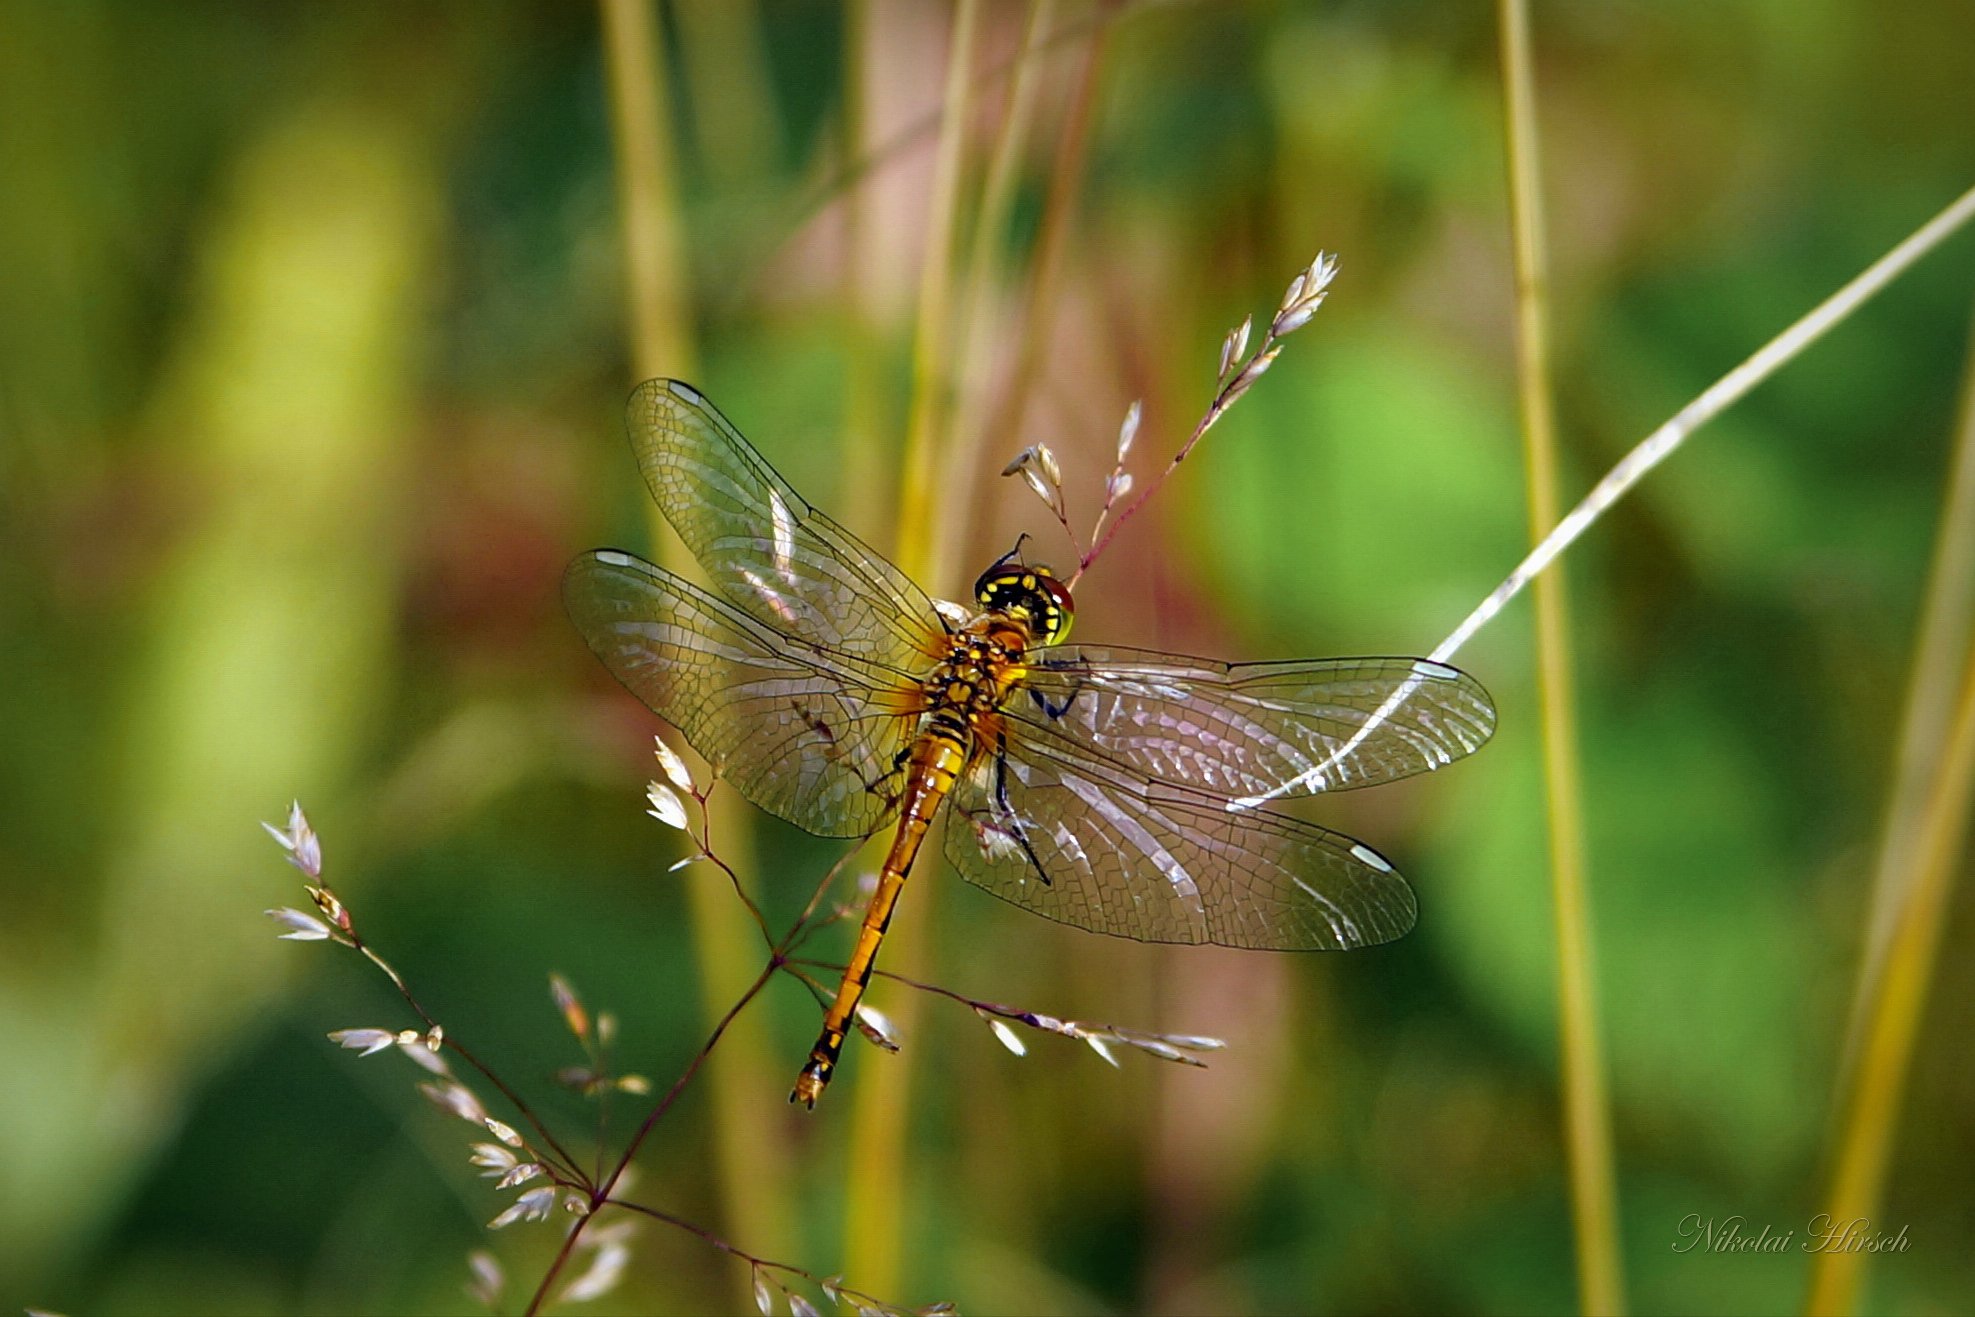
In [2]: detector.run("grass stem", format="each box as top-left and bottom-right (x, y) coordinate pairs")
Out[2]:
(890, 0), (982, 596)
(597, 0), (791, 1290)
(939, 0), (1055, 574)
(1805, 300), (1975, 1317)
(1496, 3), (1625, 1312)
(600, 0), (695, 383)
(844, 1), (983, 1300)
(971, 5), (1107, 525)
(1839, 300), (1975, 1075)
(1804, 641), (1975, 1316)
(1434, 182), (1975, 665)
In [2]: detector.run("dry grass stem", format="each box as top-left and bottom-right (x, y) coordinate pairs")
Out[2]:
(891, 0), (984, 593)
(261, 804), (589, 1185)
(1805, 301), (1975, 1317)
(1805, 635), (1975, 1316)
(264, 778), (957, 1315)
(1496, 2), (1625, 1310)
(943, 0), (1059, 557)
(599, 0), (788, 1291)
(758, 0), (1130, 305)
(1241, 182), (1975, 816)
(1432, 182), (1975, 666)
(970, 5), (1110, 549)
(784, 957), (1224, 1073)
(849, 4), (984, 1299)
(1840, 301), (1975, 1072)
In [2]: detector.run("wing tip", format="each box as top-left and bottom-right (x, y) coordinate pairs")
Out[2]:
(624, 377), (708, 432)
(1408, 655), (1500, 748)
(626, 375), (698, 397)
(562, 549), (664, 624)
(1348, 841), (1395, 873)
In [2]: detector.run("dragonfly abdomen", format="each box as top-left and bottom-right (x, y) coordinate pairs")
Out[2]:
(791, 723), (968, 1107)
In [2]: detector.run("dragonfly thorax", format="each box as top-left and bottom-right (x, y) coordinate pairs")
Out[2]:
(923, 632), (1022, 725)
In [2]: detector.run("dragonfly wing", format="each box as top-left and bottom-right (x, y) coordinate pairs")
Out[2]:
(565, 549), (917, 839)
(1011, 648), (1495, 801)
(627, 379), (948, 668)
(942, 733), (1416, 950)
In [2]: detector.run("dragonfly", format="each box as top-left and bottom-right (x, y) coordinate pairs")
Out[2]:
(565, 379), (1496, 1107)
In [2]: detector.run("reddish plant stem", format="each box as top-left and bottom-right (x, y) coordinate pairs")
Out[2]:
(523, 960), (778, 1316)
(350, 936), (589, 1187)
(607, 1198), (905, 1313)
(690, 786), (772, 943)
(1071, 346), (1273, 588)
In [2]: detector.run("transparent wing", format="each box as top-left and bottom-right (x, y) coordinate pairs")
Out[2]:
(942, 728), (1415, 950)
(1008, 648), (1495, 800)
(565, 549), (919, 839)
(627, 379), (948, 668)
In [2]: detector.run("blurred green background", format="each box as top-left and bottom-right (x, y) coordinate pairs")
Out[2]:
(3, 2), (1973, 1314)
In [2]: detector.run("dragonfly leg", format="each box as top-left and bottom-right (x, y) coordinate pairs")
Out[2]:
(858, 746), (912, 807)
(1028, 655), (1093, 720)
(990, 736), (1052, 886)
(1029, 686), (1079, 719)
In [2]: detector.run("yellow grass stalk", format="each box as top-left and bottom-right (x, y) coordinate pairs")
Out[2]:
(939, 0), (1055, 568)
(1839, 307), (1975, 1071)
(598, 0), (792, 1290)
(1426, 177), (1975, 1317)
(601, 0), (695, 382)
(976, 8), (1106, 496)
(889, 0), (983, 596)
(1495, 2), (1626, 1311)
(838, 0), (900, 547)
(845, 0), (983, 1299)
(1806, 307), (1975, 1317)
(674, 0), (782, 192)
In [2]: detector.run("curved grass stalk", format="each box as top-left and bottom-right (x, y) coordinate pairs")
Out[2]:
(598, 0), (791, 1294)
(1839, 303), (1975, 1073)
(890, 0), (983, 596)
(1804, 641), (1975, 1317)
(844, 1), (983, 1301)
(1432, 183), (1975, 667)
(970, 5), (1107, 530)
(838, 0), (891, 545)
(938, 0), (1056, 575)
(1233, 180), (1975, 813)
(1496, 2), (1625, 1311)
(1805, 303), (1975, 1317)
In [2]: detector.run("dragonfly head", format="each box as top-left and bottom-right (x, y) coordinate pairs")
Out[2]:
(974, 563), (1075, 645)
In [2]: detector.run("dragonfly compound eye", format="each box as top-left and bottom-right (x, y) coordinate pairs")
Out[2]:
(971, 566), (1075, 645)
(1034, 572), (1075, 644)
